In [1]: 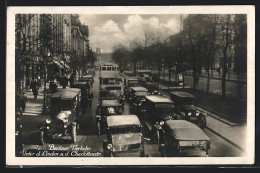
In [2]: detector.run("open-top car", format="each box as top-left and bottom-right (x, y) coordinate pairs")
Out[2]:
(145, 82), (160, 95)
(95, 97), (123, 134)
(144, 95), (175, 144)
(40, 88), (82, 145)
(103, 115), (144, 157)
(159, 120), (210, 157)
(129, 87), (148, 115)
(170, 92), (207, 128)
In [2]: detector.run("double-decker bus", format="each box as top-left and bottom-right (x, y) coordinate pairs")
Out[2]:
(99, 63), (121, 90)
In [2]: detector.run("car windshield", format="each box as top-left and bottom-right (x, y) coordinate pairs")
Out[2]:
(148, 85), (159, 91)
(156, 103), (174, 112)
(135, 91), (147, 96)
(129, 82), (138, 87)
(61, 99), (76, 111)
(111, 132), (142, 151)
(181, 97), (195, 105)
(101, 99), (120, 106)
(106, 86), (121, 90)
(109, 126), (141, 134)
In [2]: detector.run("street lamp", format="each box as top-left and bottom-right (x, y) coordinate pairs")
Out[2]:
(42, 52), (51, 114)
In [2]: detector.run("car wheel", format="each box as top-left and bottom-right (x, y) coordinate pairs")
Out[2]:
(199, 115), (207, 128)
(39, 130), (45, 146)
(71, 124), (77, 143)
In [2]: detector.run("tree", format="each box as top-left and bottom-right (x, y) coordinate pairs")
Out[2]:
(217, 14), (235, 100)
(112, 44), (130, 71)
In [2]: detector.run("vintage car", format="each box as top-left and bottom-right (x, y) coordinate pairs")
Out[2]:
(71, 81), (90, 106)
(124, 78), (139, 100)
(145, 82), (160, 95)
(103, 115), (144, 157)
(95, 97), (123, 134)
(170, 92), (207, 128)
(137, 70), (153, 84)
(40, 88), (82, 145)
(144, 95), (175, 143)
(129, 87), (148, 115)
(159, 120), (210, 157)
(105, 86), (125, 108)
(78, 75), (94, 87)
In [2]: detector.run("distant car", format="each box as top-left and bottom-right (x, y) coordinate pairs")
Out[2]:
(124, 78), (139, 100)
(105, 86), (125, 108)
(79, 75), (94, 87)
(144, 95), (175, 144)
(129, 87), (148, 115)
(95, 97), (123, 134)
(159, 120), (210, 157)
(170, 92), (207, 128)
(103, 115), (145, 157)
(40, 88), (82, 145)
(71, 81), (90, 107)
(145, 82), (160, 95)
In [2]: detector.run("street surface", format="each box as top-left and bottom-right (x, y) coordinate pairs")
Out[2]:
(21, 69), (246, 157)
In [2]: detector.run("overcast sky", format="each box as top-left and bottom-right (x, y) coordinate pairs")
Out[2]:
(79, 14), (186, 53)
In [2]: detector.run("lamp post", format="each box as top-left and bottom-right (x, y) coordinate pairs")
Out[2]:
(42, 52), (51, 114)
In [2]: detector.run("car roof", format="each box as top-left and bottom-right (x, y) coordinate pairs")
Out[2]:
(51, 88), (80, 99)
(73, 82), (88, 85)
(145, 95), (173, 103)
(170, 92), (195, 98)
(131, 87), (148, 92)
(146, 82), (159, 85)
(165, 120), (209, 141)
(107, 115), (141, 127)
(82, 75), (93, 78)
(128, 78), (138, 81)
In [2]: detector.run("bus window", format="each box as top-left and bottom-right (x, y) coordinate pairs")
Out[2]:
(117, 67), (119, 71)
(102, 67), (106, 71)
(103, 78), (109, 84)
(112, 67), (116, 71)
(107, 67), (112, 71)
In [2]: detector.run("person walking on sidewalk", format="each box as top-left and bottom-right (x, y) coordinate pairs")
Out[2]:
(32, 80), (39, 99)
(195, 75), (199, 89)
(87, 90), (94, 110)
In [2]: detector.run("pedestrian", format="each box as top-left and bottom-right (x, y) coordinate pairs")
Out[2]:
(69, 74), (74, 87)
(88, 90), (94, 109)
(20, 91), (29, 112)
(195, 75), (199, 89)
(26, 78), (30, 89)
(32, 80), (39, 99)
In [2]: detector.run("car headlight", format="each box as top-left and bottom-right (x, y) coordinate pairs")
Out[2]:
(159, 121), (164, 126)
(64, 125), (67, 128)
(188, 112), (192, 116)
(196, 112), (200, 116)
(107, 144), (112, 150)
(45, 119), (51, 124)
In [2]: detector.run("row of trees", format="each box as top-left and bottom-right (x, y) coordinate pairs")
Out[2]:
(112, 14), (247, 99)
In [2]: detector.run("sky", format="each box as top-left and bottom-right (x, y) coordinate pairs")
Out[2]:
(79, 14), (186, 53)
